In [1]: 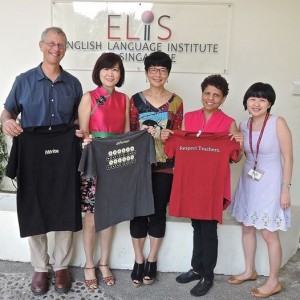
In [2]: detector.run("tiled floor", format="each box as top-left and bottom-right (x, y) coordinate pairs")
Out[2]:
(1, 250), (300, 300)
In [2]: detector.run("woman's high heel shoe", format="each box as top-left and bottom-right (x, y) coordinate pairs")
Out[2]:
(98, 264), (115, 286)
(84, 266), (98, 289)
(131, 261), (144, 288)
(143, 260), (157, 285)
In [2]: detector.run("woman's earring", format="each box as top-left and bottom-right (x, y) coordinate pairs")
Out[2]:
(146, 78), (148, 83)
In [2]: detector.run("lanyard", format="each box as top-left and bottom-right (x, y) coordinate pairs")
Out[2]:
(249, 113), (269, 170)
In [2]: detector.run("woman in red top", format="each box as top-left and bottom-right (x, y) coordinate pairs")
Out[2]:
(79, 53), (130, 289)
(174, 75), (244, 297)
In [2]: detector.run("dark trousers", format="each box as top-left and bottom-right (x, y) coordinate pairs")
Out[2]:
(130, 172), (173, 238)
(191, 219), (218, 281)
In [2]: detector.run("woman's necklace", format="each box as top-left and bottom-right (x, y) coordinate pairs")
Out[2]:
(197, 109), (210, 137)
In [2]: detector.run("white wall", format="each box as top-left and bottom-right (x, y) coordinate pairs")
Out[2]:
(0, 0), (299, 203)
(2, 193), (300, 274)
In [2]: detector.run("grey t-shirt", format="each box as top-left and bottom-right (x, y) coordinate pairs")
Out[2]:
(79, 130), (156, 231)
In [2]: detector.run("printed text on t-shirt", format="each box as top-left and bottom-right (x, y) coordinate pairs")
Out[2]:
(179, 146), (220, 152)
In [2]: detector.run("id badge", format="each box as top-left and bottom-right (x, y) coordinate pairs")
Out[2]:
(248, 168), (264, 181)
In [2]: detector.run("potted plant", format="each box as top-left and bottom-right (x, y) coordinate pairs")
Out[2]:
(0, 126), (8, 184)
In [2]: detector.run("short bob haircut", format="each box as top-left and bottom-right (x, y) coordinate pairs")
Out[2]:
(201, 74), (229, 97)
(243, 82), (276, 113)
(92, 52), (125, 87)
(144, 51), (172, 74)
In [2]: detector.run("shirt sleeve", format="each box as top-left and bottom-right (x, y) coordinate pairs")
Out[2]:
(228, 139), (240, 161)
(6, 136), (18, 179)
(4, 75), (23, 116)
(129, 97), (140, 131)
(164, 135), (175, 159)
(72, 78), (83, 121)
(78, 143), (96, 178)
(170, 100), (183, 130)
(148, 134), (156, 164)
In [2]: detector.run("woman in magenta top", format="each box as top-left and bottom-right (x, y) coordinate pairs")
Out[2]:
(79, 53), (129, 289)
(87, 86), (128, 137)
(175, 75), (244, 297)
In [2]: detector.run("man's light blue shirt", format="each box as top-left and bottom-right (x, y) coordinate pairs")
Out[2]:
(4, 64), (82, 127)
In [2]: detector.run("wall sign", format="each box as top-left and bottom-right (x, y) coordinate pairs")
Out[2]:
(52, 1), (232, 74)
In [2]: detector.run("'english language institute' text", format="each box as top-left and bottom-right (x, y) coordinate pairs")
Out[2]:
(179, 146), (220, 152)
(67, 41), (218, 54)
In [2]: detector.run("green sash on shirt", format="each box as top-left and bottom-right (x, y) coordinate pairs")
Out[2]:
(91, 131), (117, 138)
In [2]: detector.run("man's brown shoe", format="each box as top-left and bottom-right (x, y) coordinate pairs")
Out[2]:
(55, 269), (71, 293)
(31, 271), (48, 295)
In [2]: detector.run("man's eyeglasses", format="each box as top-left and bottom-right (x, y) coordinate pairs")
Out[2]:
(148, 67), (168, 76)
(43, 42), (66, 50)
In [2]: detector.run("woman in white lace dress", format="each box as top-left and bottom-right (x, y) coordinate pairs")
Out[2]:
(229, 82), (293, 298)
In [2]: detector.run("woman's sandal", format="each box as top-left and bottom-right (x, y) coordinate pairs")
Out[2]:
(143, 260), (157, 285)
(99, 264), (115, 286)
(131, 261), (144, 288)
(84, 266), (98, 289)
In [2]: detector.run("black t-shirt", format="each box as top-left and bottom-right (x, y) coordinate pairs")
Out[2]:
(6, 124), (82, 237)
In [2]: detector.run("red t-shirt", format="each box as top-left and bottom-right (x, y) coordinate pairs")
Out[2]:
(164, 130), (239, 223)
